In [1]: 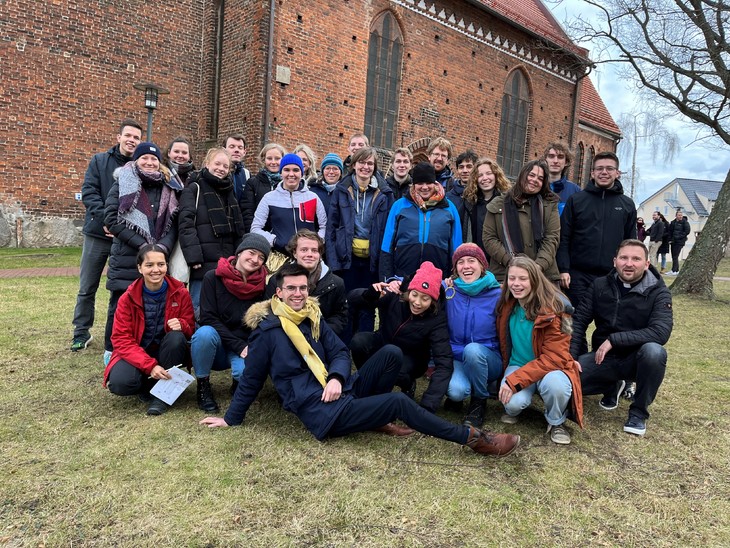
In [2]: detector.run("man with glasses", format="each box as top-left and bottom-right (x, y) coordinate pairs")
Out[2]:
(427, 137), (455, 191)
(557, 151), (637, 312)
(200, 262), (520, 457)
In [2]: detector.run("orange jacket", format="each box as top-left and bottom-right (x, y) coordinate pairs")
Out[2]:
(497, 299), (583, 428)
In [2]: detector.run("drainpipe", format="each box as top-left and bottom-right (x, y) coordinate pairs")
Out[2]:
(211, 0), (225, 141)
(262, 0), (276, 146)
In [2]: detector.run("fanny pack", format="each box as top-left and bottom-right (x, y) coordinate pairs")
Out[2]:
(352, 238), (370, 259)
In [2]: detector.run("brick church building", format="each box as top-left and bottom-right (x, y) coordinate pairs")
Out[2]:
(0, 0), (619, 246)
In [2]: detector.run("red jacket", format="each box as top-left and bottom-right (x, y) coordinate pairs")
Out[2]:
(497, 299), (584, 428)
(103, 276), (195, 386)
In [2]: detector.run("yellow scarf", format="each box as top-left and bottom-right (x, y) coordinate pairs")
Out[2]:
(270, 296), (328, 388)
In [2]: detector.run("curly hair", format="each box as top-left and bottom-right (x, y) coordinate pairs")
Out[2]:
(463, 157), (511, 205)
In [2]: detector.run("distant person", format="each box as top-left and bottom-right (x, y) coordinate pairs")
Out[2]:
(573, 240), (672, 436)
(71, 118), (142, 352)
(666, 210), (691, 275)
(542, 142), (581, 216)
(103, 244), (194, 416)
(199, 262), (521, 458)
(557, 151), (636, 310)
(385, 147), (413, 200)
(656, 213), (670, 273)
(164, 136), (195, 187)
(646, 211), (666, 268)
(636, 217), (647, 242)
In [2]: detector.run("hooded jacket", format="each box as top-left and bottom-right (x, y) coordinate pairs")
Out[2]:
(557, 179), (637, 276)
(497, 299), (583, 428)
(223, 299), (356, 440)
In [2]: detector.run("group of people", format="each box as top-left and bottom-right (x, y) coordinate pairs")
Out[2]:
(638, 209), (691, 275)
(71, 121), (674, 458)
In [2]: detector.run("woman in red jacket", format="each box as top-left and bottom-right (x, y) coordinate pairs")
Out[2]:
(103, 244), (195, 415)
(496, 255), (583, 445)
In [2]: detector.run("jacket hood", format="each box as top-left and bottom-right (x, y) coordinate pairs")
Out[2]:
(336, 172), (392, 194)
(584, 178), (626, 195)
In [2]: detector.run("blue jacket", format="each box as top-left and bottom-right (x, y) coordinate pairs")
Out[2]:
(550, 177), (582, 216)
(379, 194), (462, 280)
(326, 173), (393, 272)
(224, 300), (356, 440)
(444, 280), (501, 361)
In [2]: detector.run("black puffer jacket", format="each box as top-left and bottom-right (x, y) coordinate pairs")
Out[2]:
(104, 170), (180, 292)
(265, 263), (348, 336)
(571, 265), (673, 358)
(557, 179), (637, 276)
(177, 172), (244, 282)
(241, 170), (279, 232)
(348, 285), (453, 412)
(81, 145), (130, 239)
(668, 217), (691, 246)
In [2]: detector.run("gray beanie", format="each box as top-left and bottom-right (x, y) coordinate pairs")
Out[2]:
(236, 233), (271, 262)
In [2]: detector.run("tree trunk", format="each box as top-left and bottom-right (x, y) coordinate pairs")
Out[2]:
(671, 168), (730, 299)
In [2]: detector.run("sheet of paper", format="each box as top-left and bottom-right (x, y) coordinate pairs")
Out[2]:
(149, 365), (194, 406)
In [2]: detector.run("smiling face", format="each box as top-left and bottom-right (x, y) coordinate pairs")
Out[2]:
(236, 248), (265, 276)
(225, 138), (246, 164)
(507, 266), (532, 302)
(275, 274), (310, 311)
(206, 151), (231, 178)
(428, 147), (449, 172)
(545, 148), (567, 180)
(457, 159), (474, 181)
(281, 165), (302, 190)
(136, 154), (160, 174)
(614, 244), (649, 284)
(477, 164), (496, 194)
(348, 136), (367, 155)
(323, 165), (341, 184)
(413, 181), (436, 201)
(354, 155), (376, 185)
(137, 251), (167, 291)
(591, 158), (619, 188)
(117, 125), (142, 157)
(456, 256), (483, 283)
(392, 153), (411, 179)
(264, 149), (283, 173)
(522, 165), (545, 195)
(407, 289), (433, 315)
(296, 151), (311, 172)
(292, 237), (321, 272)
(169, 142), (190, 164)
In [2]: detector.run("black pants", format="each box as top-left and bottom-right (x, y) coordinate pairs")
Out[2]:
(670, 243), (684, 272)
(350, 331), (427, 392)
(104, 289), (126, 352)
(338, 257), (377, 344)
(328, 345), (468, 444)
(107, 331), (188, 396)
(579, 342), (667, 420)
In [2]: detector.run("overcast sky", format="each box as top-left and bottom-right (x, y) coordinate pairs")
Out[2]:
(547, 0), (730, 204)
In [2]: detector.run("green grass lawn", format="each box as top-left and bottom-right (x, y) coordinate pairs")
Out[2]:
(0, 247), (82, 269)
(1, 274), (729, 546)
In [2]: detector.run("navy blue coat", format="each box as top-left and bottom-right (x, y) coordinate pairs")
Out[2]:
(224, 301), (356, 440)
(325, 173), (394, 272)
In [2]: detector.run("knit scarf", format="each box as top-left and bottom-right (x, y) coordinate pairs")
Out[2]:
(117, 162), (181, 243)
(501, 194), (544, 256)
(262, 169), (282, 190)
(270, 295), (328, 388)
(454, 271), (501, 296)
(409, 182), (445, 210)
(215, 256), (267, 300)
(199, 168), (244, 238)
(170, 161), (195, 186)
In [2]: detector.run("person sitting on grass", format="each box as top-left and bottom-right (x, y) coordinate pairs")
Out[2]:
(496, 255), (583, 445)
(103, 244), (195, 416)
(200, 263), (520, 458)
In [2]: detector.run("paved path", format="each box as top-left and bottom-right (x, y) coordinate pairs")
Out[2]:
(1, 266), (728, 282)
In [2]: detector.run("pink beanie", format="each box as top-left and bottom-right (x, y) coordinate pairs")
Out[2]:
(408, 261), (443, 300)
(452, 243), (488, 273)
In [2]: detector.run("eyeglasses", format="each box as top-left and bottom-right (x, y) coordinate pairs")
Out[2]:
(593, 166), (617, 173)
(282, 285), (309, 293)
(323, 166), (340, 172)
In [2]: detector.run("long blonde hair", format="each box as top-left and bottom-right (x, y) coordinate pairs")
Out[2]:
(497, 255), (568, 324)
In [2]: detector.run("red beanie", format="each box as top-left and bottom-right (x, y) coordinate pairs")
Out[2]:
(408, 261), (442, 300)
(452, 243), (488, 273)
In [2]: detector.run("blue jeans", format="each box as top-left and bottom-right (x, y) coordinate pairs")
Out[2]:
(446, 343), (502, 401)
(191, 325), (245, 380)
(501, 365), (572, 426)
(72, 235), (112, 337)
(188, 279), (202, 321)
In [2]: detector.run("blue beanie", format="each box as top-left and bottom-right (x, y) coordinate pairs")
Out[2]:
(320, 153), (344, 173)
(279, 153), (304, 174)
(132, 142), (162, 162)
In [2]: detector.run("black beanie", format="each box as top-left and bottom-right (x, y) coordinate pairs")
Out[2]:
(412, 162), (436, 184)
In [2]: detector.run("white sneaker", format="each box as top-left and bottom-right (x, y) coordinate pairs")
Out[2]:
(500, 413), (518, 424)
(548, 423), (571, 445)
(103, 350), (112, 366)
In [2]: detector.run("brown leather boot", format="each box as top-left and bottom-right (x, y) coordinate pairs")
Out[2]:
(466, 426), (520, 457)
(374, 422), (416, 437)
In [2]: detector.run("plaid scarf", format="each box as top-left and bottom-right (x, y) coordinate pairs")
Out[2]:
(199, 168), (244, 238)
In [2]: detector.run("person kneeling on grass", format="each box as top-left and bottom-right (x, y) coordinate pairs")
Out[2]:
(103, 244), (195, 416)
(200, 262), (520, 458)
(496, 256), (583, 445)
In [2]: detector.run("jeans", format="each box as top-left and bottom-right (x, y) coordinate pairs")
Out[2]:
(188, 279), (202, 320)
(107, 331), (188, 397)
(656, 252), (667, 270)
(104, 289), (126, 352)
(446, 343), (502, 401)
(191, 325), (245, 380)
(501, 365), (572, 426)
(328, 345), (469, 444)
(72, 235), (112, 338)
(579, 342), (666, 419)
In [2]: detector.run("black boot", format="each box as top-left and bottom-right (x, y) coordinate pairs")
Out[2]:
(463, 397), (487, 428)
(197, 377), (220, 413)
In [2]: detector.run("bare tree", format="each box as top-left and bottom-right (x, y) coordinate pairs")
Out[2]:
(616, 111), (681, 200)
(566, 0), (730, 299)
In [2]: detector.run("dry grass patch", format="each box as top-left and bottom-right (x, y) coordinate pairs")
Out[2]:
(1, 276), (729, 546)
